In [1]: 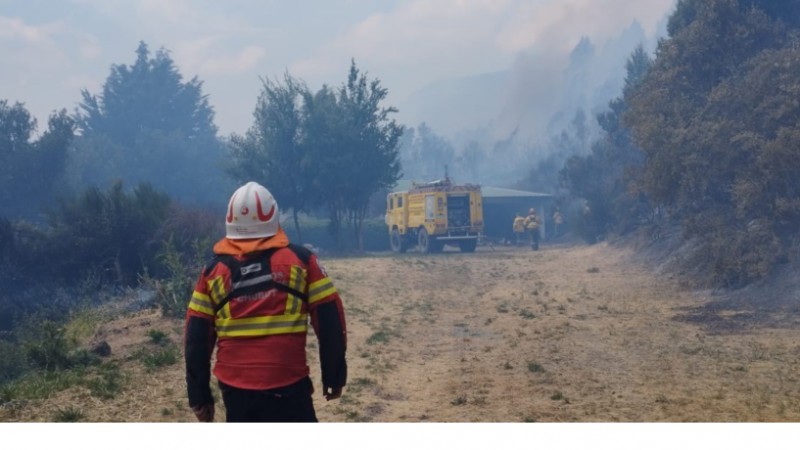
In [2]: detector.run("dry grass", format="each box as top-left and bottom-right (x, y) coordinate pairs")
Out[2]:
(5, 242), (800, 422)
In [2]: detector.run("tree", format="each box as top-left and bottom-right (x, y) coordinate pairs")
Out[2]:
(560, 46), (652, 241)
(335, 61), (403, 250)
(624, 0), (800, 285)
(229, 73), (311, 241)
(305, 61), (402, 251)
(74, 41), (231, 207)
(0, 101), (75, 219)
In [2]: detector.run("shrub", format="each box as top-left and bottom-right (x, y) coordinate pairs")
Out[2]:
(146, 329), (170, 346)
(145, 236), (199, 319)
(137, 345), (179, 372)
(0, 340), (29, 383)
(84, 362), (125, 399)
(54, 407), (85, 422)
(23, 321), (73, 371)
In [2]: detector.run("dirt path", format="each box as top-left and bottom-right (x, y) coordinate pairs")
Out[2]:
(5, 243), (800, 422)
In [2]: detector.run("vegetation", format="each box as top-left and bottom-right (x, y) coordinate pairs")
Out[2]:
(73, 41), (233, 208)
(0, 101), (76, 220)
(230, 60), (402, 251)
(559, 0), (800, 287)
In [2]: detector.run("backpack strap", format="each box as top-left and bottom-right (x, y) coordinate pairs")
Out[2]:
(211, 246), (310, 315)
(287, 243), (313, 266)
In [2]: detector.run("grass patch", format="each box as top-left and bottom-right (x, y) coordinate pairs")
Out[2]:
(587, 267), (600, 273)
(451, 394), (467, 406)
(0, 360), (126, 405)
(65, 307), (108, 343)
(146, 329), (170, 346)
(0, 370), (84, 404)
(84, 362), (126, 399)
(351, 377), (376, 387)
(54, 407), (85, 422)
(137, 346), (179, 371)
(366, 330), (391, 345)
(527, 362), (545, 373)
(519, 309), (536, 320)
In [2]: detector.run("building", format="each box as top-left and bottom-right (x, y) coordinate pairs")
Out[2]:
(481, 186), (553, 243)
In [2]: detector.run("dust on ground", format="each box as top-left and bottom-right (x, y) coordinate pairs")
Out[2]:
(5, 242), (800, 422)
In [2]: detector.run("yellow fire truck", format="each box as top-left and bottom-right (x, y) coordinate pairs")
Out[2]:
(385, 178), (484, 253)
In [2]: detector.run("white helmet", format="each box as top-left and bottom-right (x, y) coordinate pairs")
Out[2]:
(225, 182), (279, 239)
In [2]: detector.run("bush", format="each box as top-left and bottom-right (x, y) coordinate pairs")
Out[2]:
(0, 340), (29, 383)
(23, 321), (73, 371)
(283, 217), (389, 252)
(145, 236), (198, 319)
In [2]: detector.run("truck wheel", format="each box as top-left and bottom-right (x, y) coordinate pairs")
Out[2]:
(459, 239), (477, 253)
(418, 228), (433, 253)
(390, 229), (406, 253)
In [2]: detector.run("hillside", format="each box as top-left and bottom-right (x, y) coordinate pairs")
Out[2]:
(3, 242), (800, 422)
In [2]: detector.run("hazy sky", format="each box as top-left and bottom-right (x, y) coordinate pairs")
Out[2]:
(1, 0), (676, 137)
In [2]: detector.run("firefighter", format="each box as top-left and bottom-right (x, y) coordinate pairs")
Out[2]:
(512, 212), (526, 246)
(524, 207), (541, 250)
(184, 181), (347, 422)
(553, 207), (564, 237)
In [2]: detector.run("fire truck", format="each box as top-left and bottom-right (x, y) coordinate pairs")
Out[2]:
(385, 177), (484, 253)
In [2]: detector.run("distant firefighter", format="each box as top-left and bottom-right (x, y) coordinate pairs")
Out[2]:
(524, 207), (541, 251)
(553, 208), (563, 237)
(512, 212), (526, 246)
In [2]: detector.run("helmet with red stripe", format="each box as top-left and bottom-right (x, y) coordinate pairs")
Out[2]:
(225, 182), (279, 239)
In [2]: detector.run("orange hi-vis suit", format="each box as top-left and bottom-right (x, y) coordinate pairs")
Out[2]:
(184, 229), (347, 411)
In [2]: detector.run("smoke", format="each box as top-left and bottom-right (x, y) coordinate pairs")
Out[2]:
(397, 2), (674, 187)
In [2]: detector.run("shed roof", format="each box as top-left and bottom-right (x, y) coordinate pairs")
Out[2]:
(391, 180), (551, 199)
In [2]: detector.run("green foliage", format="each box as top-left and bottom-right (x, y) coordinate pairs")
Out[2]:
(624, 0), (800, 286)
(0, 370), (85, 404)
(560, 46), (653, 242)
(146, 329), (170, 346)
(230, 60), (402, 252)
(229, 73), (311, 241)
(0, 101), (75, 219)
(146, 237), (196, 319)
(73, 41), (232, 207)
(399, 123), (456, 181)
(527, 362), (545, 373)
(53, 407), (85, 422)
(0, 340), (28, 383)
(23, 321), (75, 371)
(366, 330), (391, 345)
(136, 345), (179, 372)
(47, 181), (171, 286)
(83, 362), (125, 398)
(283, 216), (389, 252)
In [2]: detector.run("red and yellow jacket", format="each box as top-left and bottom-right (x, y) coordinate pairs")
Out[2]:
(184, 228), (347, 407)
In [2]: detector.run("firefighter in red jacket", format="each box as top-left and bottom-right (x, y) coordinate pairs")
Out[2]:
(184, 181), (347, 422)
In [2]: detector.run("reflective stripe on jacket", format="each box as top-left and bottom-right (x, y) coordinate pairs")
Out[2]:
(513, 217), (525, 233)
(524, 214), (540, 230)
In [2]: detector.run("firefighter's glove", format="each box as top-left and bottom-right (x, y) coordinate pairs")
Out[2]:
(324, 386), (343, 401)
(192, 403), (215, 422)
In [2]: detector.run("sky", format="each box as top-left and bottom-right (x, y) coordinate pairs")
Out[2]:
(1, 0), (676, 137)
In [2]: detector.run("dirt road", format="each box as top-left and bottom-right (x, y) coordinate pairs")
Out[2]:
(6, 242), (800, 422)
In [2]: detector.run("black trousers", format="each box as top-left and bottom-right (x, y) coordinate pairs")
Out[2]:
(219, 377), (318, 422)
